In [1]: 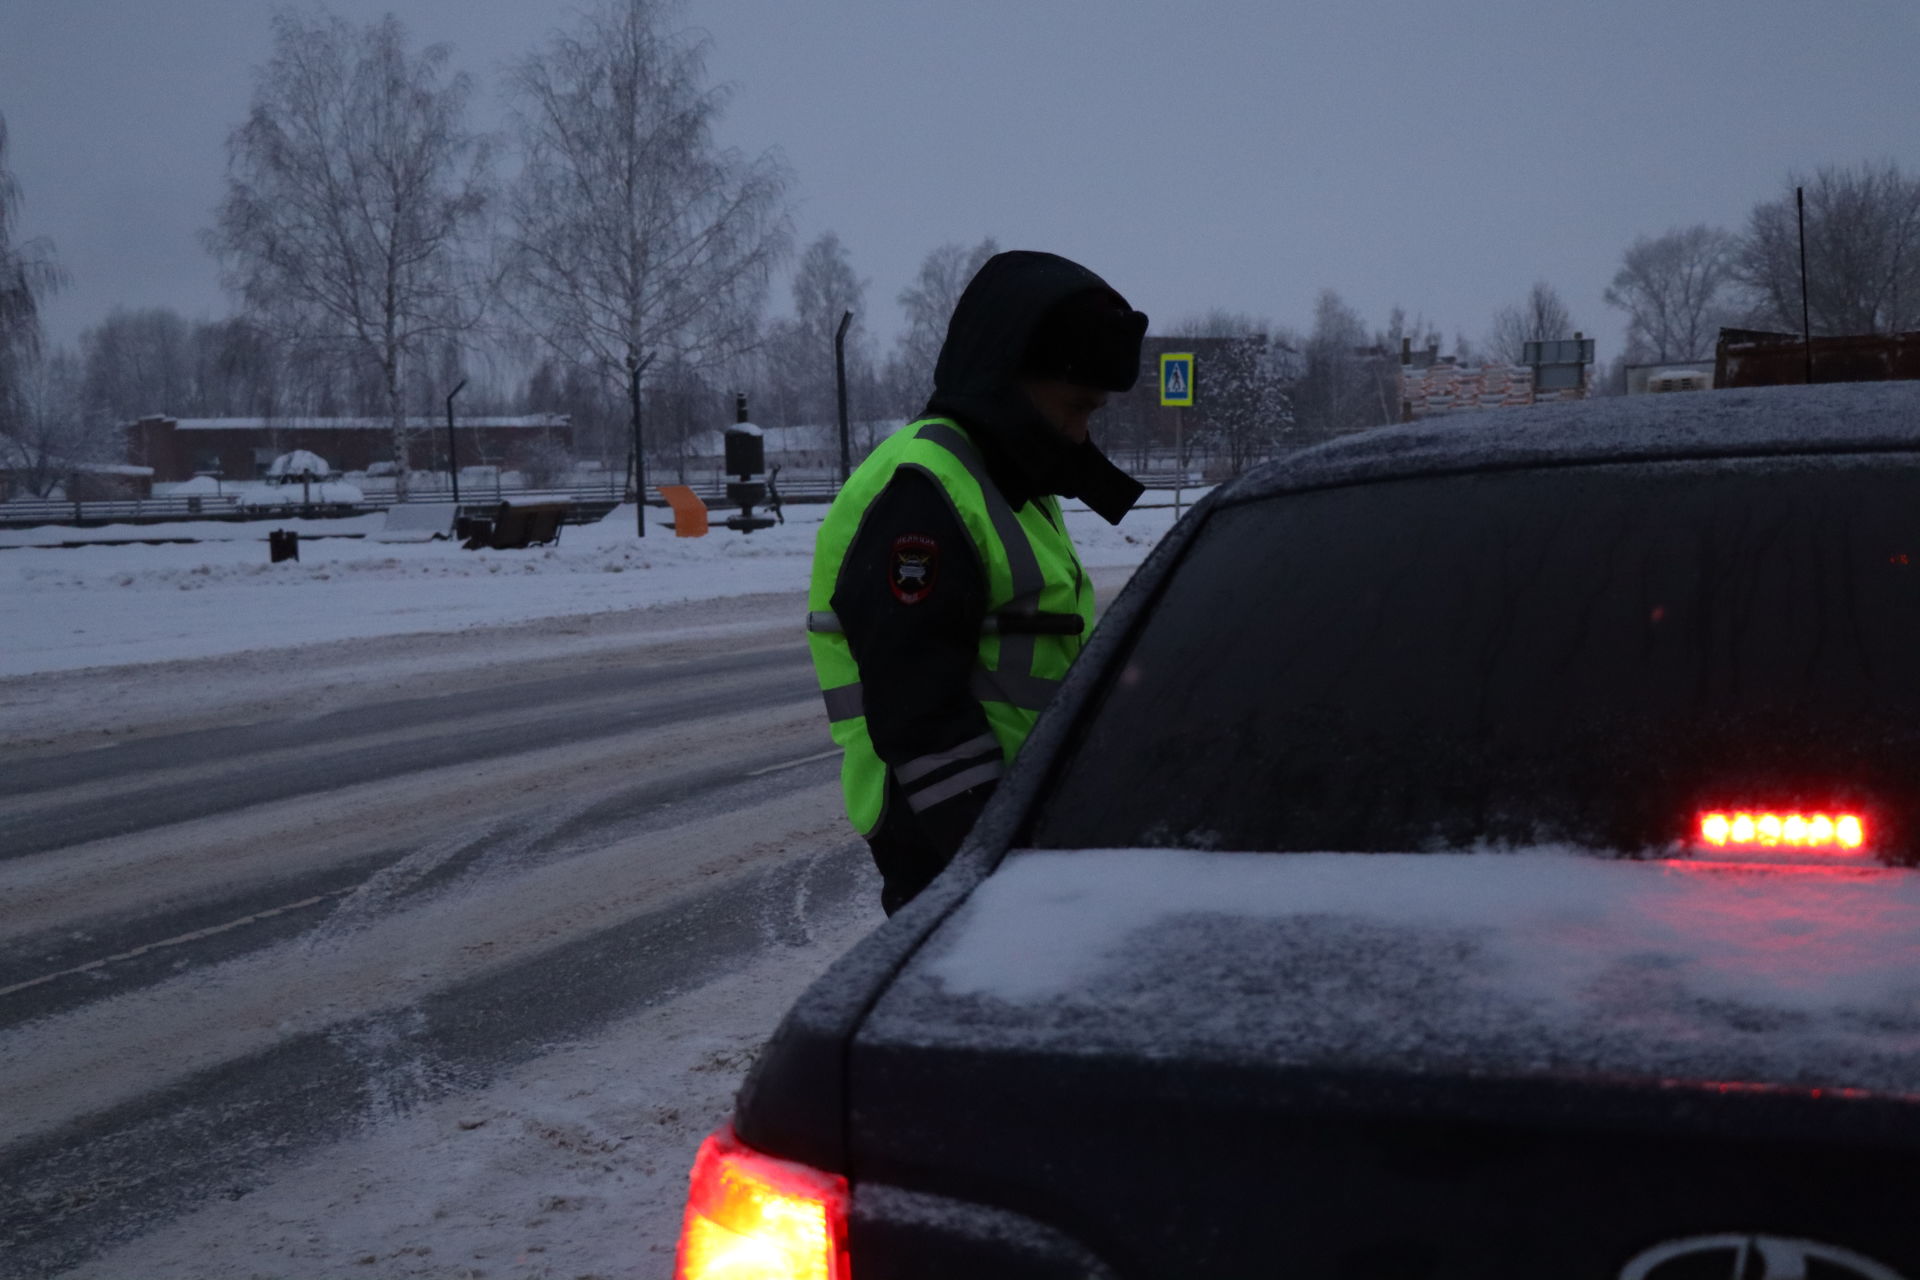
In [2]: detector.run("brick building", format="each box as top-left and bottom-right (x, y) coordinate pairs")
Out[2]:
(126, 414), (572, 483)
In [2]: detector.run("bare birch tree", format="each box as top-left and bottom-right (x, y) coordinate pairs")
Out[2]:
(1487, 281), (1576, 364)
(71, 307), (287, 423)
(5, 349), (124, 496)
(1173, 308), (1268, 340)
(1736, 162), (1920, 336)
(208, 11), (492, 497)
(893, 236), (1000, 406)
(1604, 225), (1738, 362)
(779, 230), (867, 427)
(1375, 306), (1445, 363)
(1294, 290), (1380, 438)
(503, 0), (792, 459)
(80, 307), (196, 422)
(0, 111), (67, 449)
(191, 317), (287, 419)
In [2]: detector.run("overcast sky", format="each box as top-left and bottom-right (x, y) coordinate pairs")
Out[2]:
(4, 0), (1916, 363)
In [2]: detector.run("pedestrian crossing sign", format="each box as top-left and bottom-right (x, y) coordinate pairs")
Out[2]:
(1159, 353), (1195, 407)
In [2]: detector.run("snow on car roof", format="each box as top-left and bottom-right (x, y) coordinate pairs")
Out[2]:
(869, 848), (1920, 1097)
(1236, 381), (1920, 502)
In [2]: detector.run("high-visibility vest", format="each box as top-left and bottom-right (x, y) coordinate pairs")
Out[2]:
(807, 418), (1095, 835)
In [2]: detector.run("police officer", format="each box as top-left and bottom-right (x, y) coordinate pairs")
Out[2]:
(807, 251), (1149, 913)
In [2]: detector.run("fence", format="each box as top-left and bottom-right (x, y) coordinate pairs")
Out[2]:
(1, 467), (1208, 531)
(0, 492), (367, 529)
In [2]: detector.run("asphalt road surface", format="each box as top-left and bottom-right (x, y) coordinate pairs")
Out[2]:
(0, 588), (879, 1278)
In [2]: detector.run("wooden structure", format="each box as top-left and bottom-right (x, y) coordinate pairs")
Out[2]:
(1715, 329), (1920, 388)
(459, 500), (569, 550)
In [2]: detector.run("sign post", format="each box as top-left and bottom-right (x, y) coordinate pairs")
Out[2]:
(627, 350), (655, 537)
(1159, 353), (1195, 519)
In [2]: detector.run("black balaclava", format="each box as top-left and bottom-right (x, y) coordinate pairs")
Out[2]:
(924, 251), (1147, 524)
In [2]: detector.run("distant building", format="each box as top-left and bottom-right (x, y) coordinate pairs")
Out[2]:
(126, 414), (572, 483)
(1714, 329), (1920, 388)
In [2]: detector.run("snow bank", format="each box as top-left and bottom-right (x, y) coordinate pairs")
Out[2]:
(0, 500), (1182, 678)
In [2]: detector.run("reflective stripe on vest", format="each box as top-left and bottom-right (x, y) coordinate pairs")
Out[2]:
(915, 422), (1047, 687)
(806, 418), (1095, 833)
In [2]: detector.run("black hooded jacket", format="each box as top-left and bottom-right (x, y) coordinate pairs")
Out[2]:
(829, 251), (1145, 909)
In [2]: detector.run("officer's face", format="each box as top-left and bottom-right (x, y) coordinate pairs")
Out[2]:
(1020, 378), (1109, 445)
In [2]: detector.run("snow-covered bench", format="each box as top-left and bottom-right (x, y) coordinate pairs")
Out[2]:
(372, 502), (458, 543)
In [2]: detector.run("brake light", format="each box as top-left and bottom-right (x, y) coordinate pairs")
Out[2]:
(674, 1123), (851, 1280)
(1697, 810), (1866, 850)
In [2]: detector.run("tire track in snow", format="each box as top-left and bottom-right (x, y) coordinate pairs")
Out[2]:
(0, 640), (804, 801)
(0, 838), (877, 1280)
(0, 655), (816, 860)
(0, 745), (842, 1030)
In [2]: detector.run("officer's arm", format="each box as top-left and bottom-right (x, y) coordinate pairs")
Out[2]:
(830, 468), (999, 846)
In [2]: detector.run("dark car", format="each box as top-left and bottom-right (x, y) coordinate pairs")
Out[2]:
(675, 381), (1920, 1280)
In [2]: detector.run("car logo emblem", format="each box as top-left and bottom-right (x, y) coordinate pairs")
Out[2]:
(1621, 1234), (1908, 1280)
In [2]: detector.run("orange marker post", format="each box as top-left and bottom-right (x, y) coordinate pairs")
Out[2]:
(657, 485), (709, 538)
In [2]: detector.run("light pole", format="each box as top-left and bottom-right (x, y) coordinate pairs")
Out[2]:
(1797, 186), (1815, 385)
(628, 350), (654, 537)
(445, 378), (466, 504)
(834, 310), (852, 484)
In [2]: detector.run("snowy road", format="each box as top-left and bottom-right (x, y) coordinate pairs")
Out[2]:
(0, 631), (823, 864)
(0, 561), (1142, 1278)
(0, 587), (884, 1278)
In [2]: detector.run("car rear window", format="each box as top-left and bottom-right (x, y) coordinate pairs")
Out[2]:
(1030, 456), (1920, 859)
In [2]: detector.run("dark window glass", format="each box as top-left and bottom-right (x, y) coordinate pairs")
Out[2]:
(1031, 458), (1920, 858)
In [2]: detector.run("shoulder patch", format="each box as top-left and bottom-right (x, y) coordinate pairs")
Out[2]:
(889, 534), (939, 604)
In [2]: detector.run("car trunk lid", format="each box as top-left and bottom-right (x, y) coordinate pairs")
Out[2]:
(850, 849), (1920, 1274)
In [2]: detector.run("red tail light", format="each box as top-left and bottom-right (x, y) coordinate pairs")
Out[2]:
(674, 1123), (851, 1280)
(1696, 810), (1866, 851)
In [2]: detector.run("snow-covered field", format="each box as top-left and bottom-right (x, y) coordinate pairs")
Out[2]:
(0, 499), (1184, 678)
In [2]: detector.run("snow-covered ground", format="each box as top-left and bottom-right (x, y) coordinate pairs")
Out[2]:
(5, 493), (1179, 1278)
(61, 894), (882, 1280)
(0, 499), (1186, 678)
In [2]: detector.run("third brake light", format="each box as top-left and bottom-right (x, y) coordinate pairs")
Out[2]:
(1697, 810), (1865, 851)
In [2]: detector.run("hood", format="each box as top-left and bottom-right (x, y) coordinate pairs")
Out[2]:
(926, 250), (1146, 523)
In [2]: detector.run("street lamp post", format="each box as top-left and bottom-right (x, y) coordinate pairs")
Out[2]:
(835, 310), (853, 484)
(446, 378), (466, 504)
(628, 350), (654, 537)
